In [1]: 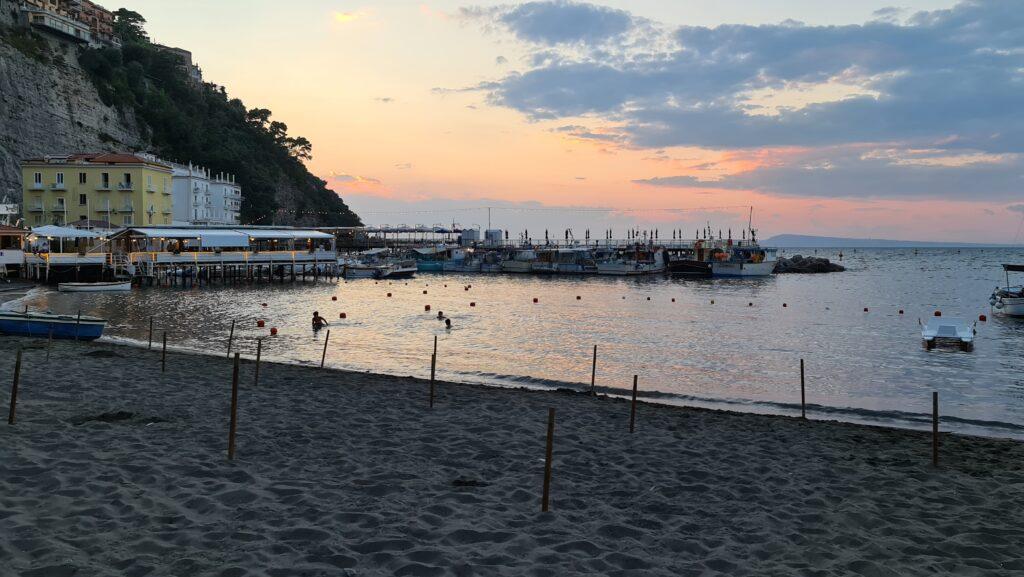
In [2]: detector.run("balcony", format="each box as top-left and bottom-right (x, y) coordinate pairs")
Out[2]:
(117, 182), (133, 191)
(96, 183), (111, 191)
(146, 184), (156, 192)
(28, 203), (44, 212)
(162, 185), (172, 195)
(50, 183), (67, 191)
(51, 204), (67, 212)
(29, 182), (44, 191)
(120, 204), (134, 212)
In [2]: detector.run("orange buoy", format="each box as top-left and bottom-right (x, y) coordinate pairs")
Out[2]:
(387, 292), (392, 297)
(533, 298), (538, 303)
(748, 302), (753, 307)
(332, 296), (337, 301)
(257, 320), (265, 328)
(470, 302), (476, 307)
(576, 296), (581, 300)
(424, 305), (431, 312)
(899, 309), (904, 315)
(339, 312), (347, 319)
(465, 286), (470, 291)
(671, 298), (675, 303)
(270, 327), (278, 336)
(261, 303), (268, 307)
(934, 311), (942, 317)
(711, 300), (715, 304)
(864, 307), (869, 312)
(423, 290), (428, 294)
(444, 284), (447, 287)
(979, 314), (987, 322)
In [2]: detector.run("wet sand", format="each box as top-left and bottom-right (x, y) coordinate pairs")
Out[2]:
(1, 336), (1023, 576)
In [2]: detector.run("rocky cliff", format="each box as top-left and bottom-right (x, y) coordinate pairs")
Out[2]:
(0, 1), (143, 204)
(0, 2), (360, 226)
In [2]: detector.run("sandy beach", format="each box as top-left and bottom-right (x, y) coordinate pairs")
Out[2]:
(1, 336), (1023, 577)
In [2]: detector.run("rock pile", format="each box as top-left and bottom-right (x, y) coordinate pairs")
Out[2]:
(774, 254), (846, 273)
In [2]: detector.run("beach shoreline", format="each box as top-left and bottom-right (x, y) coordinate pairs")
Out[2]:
(2, 336), (1024, 576)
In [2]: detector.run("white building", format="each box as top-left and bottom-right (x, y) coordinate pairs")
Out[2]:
(209, 172), (241, 225)
(170, 163), (241, 225)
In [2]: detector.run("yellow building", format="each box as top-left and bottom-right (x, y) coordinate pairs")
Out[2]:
(21, 153), (174, 227)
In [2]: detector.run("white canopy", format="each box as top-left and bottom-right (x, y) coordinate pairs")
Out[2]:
(120, 228), (250, 248)
(245, 229), (334, 240)
(31, 225), (100, 239)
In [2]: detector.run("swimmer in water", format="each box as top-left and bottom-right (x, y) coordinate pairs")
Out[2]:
(437, 311), (444, 320)
(445, 318), (452, 330)
(312, 311), (328, 330)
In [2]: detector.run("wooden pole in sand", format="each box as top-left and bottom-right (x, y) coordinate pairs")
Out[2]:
(161, 332), (167, 373)
(320, 329), (331, 369)
(228, 352), (240, 460)
(75, 309), (81, 341)
(429, 336), (438, 407)
(800, 358), (806, 419)
(629, 375), (638, 433)
(148, 316), (154, 349)
(7, 348), (22, 425)
(542, 407), (555, 512)
(590, 345), (597, 395)
(932, 391), (939, 467)
(226, 319), (235, 358)
(254, 339), (262, 386)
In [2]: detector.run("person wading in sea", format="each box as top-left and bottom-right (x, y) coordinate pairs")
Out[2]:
(312, 311), (328, 330)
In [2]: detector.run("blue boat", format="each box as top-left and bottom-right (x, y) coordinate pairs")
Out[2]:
(0, 311), (107, 340)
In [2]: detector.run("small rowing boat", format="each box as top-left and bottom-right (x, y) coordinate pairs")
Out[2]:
(921, 317), (975, 351)
(58, 281), (132, 293)
(0, 310), (107, 340)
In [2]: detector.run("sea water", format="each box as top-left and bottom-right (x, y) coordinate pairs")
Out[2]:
(13, 248), (1024, 439)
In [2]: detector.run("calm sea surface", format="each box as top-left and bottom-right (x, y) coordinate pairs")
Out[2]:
(12, 248), (1024, 438)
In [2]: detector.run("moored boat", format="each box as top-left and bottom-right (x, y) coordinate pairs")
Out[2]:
(501, 249), (537, 273)
(921, 317), (975, 351)
(990, 264), (1024, 316)
(58, 281), (132, 292)
(0, 310), (106, 340)
(596, 245), (666, 276)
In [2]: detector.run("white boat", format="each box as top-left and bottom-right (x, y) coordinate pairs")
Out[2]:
(501, 249), (537, 273)
(596, 246), (666, 276)
(990, 264), (1024, 316)
(921, 317), (975, 351)
(702, 240), (778, 277)
(379, 259), (417, 279)
(343, 264), (386, 279)
(58, 281), (132, 292)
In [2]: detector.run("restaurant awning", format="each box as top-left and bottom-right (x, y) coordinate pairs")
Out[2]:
(245, 229), (334, 240)
(31, 225), (100, 239)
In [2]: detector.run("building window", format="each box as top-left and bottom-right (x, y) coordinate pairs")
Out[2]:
(33, 215), (42, 225)
(56, 172), (64, 185)
(79, 194), (87, 206)
(123, 173), (132, 185)
(33, 172), (42, 184)
(79, 172), (87, 184)
(122, 215), (133, 225)
(79, 215), (87, 222)
(101, 173), (110, 188)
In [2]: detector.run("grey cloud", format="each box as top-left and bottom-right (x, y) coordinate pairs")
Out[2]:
(464, 1), (633, 46)
(634, 148), (1024, 200)
(467, 0), (1024, 153)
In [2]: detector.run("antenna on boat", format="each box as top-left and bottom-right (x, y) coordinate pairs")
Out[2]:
(748, 206), (753, 233)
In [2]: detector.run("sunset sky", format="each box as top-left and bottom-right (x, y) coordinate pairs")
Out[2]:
(119, 0), (1023, 242)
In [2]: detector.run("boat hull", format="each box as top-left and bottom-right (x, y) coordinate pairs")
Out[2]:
(596, 264), (665, 276)
(666, 259), (712, 276)
(0, 312), (106, 340)
(501, 261), (534, 273)
(58, 281), (132, 292)
(380, 267), (417, 279)
(994, 297), (1024, 316)
(416, 261), (445, 272)
(711, 261), (776, 277)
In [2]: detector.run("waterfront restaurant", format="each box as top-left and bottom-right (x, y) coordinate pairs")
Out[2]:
(107, 226), (338, 279)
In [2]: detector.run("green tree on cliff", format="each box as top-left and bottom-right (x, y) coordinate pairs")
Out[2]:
(79, 11), (360, 226)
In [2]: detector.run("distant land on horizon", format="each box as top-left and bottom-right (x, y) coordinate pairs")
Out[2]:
(765, 234), (1020, 248)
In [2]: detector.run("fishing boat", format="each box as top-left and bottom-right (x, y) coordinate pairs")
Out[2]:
(0, 310), (106, 340)
(990, 264), (1024, 316)
(58, 281), (132, 292)
(501, 249), (537, 273)
(707, 244), (778, 277)
(533, 248), (596, 274)
(596, 245), (666, 276)
(921, 317), (975, 351)
(342, 263), (387, 279)
(441, 250), (482, 273)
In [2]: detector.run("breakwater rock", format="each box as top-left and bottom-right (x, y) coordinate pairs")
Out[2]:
(774, 255), (846, 273)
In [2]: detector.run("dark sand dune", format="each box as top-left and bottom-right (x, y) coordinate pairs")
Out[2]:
(1, 337), (1023, 576)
